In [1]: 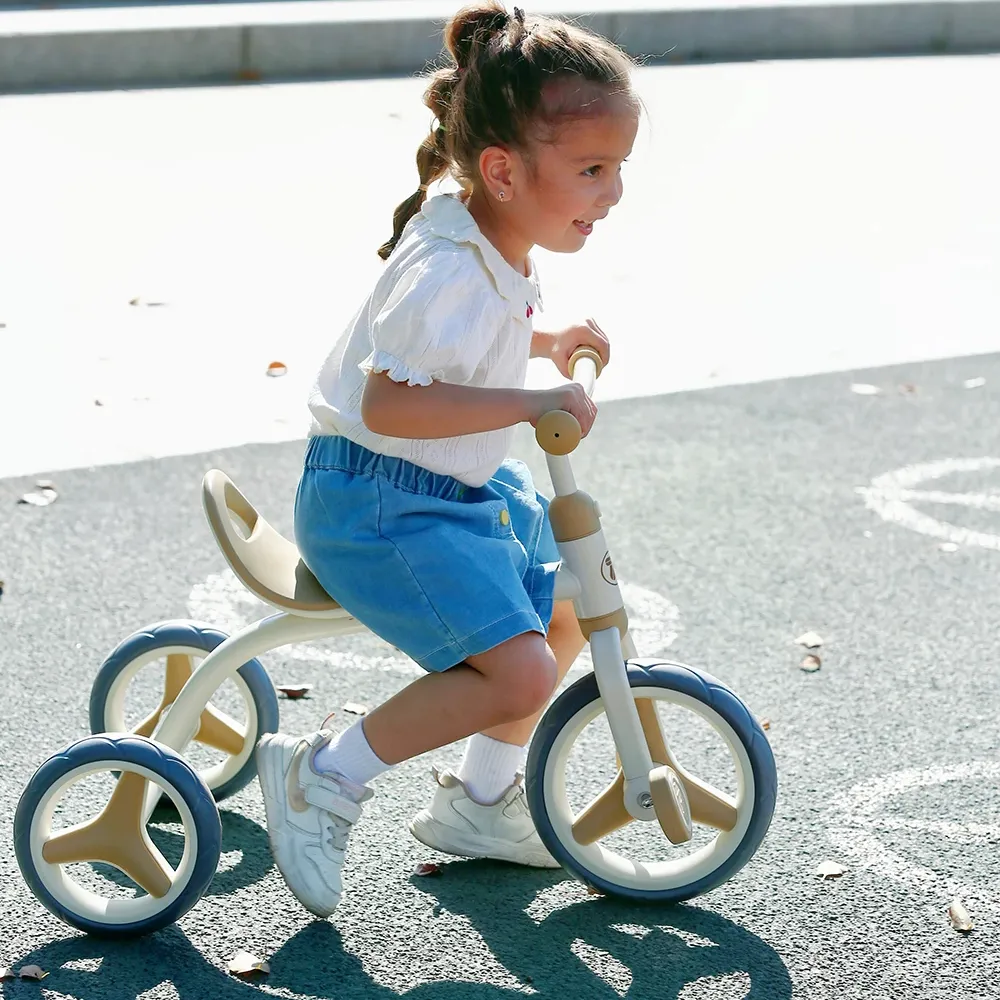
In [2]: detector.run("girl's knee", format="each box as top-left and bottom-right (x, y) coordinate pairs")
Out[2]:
(470, 633), (558, 720)
(508, 645), (558, 717)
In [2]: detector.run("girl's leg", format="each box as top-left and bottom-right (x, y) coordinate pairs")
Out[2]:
(317, 604), (581, 793)
(407, 603), (587, 868)
(257, 627), (560, 917)
(454, 600), (583, 802)
(481, 599), (585, 745)
(362, 628), (559, 765)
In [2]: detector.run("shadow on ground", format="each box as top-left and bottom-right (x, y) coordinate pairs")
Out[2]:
(11, 862), (790, 999)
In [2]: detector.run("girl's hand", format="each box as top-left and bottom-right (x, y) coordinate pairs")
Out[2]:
(542, 319), (611, 380)
(525, 383), (598, 437)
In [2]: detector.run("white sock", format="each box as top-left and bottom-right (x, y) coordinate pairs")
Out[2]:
(458, 734), (527, 804)
(312, 721), (391, 787)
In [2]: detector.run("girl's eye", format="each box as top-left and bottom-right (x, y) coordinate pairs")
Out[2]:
(584, 159), (629, 177)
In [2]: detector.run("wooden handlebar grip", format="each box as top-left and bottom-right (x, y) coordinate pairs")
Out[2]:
(535, 410), (582, 456)
(568, 347), (604, 379)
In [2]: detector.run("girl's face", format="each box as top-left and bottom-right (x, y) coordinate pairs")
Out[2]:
(515, 96), (639, 254)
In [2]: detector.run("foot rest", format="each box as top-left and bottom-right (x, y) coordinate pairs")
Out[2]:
(201, 469), (341, 616)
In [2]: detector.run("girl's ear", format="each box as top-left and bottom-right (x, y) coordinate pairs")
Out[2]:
(478, 145), (515, 198)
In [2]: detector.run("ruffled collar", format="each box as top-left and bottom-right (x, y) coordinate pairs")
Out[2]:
(421, 193), (541, 310)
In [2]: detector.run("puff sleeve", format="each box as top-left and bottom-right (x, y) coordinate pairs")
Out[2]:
(360, 251), (504, 387)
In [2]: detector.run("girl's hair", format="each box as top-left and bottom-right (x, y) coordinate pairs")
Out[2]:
(377, 3), (637, 260)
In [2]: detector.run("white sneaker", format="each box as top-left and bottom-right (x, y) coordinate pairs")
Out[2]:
(409, 768), (561, 869)
(255, 730), (372, 917)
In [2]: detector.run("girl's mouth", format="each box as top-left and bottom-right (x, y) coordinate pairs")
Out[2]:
(574, 220), (594, 236)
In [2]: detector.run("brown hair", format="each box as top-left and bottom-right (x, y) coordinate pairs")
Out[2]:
(377, 3), (637, 260)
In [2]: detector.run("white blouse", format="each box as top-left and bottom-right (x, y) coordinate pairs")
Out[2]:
(307, 193), (542, 487)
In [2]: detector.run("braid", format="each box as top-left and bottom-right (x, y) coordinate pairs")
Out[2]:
(377, 80), (455, 261)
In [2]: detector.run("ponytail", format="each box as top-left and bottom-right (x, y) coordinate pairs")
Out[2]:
(377, 121), (450, 261)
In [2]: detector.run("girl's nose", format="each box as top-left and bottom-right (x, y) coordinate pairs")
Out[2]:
(600, 170), (624, 208)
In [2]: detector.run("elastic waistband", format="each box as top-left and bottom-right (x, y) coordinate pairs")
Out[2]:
(304, 435), (467, 501)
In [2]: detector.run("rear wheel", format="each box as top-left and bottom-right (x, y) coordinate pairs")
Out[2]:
(89, 620), (279, 802)
(15, 734), (221, 937)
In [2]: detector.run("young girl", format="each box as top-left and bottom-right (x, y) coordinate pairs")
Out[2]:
(256, 2), (639, 917)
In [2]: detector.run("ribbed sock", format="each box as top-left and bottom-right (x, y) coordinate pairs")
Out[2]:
(312, 720), (391, 787)
(457, 734), (527, 804)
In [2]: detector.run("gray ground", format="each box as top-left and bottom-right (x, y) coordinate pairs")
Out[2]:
(2, 353), (998, 999)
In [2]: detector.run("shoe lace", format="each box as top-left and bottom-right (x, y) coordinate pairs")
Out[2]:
(320, 813), (353, 855)
(506, 784), (529, 817)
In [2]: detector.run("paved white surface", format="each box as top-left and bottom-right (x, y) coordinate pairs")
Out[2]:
(2, 55), (999, 479)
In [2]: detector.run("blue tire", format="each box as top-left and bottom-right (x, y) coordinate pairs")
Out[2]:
(15, 734), (222, 937)
(89, 621), (279, 804)
(526, 659), (777, 903)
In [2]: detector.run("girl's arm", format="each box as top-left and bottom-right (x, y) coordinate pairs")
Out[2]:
(361, 372), (594, 439)
(531, 321), (611, 378)
(530, 329), (558, 360)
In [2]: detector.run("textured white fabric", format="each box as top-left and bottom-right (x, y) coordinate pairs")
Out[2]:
(308, 193), (542, 487)
(458, 734), (528, 804)
(313, 720), (391, 787)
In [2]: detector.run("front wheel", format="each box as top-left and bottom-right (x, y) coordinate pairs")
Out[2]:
(526, 659), (776, 902)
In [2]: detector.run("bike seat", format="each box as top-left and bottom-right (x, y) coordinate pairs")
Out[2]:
(201, 469), (342, 616)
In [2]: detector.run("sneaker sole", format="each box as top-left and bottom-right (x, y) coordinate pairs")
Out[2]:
(256, 737), (340, 917)
(409, 811), (562, 869)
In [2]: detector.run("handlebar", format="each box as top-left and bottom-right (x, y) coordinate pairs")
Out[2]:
(535, 347), (604, 456)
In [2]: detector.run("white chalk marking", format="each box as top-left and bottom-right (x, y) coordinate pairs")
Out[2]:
(829, 760), (1000, 909)
(857, 457), (1000, 549)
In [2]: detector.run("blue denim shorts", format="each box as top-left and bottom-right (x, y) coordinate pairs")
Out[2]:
(294, 435), (559, 672)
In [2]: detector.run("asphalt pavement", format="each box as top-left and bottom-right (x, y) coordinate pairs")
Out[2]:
(2, 352), (999, 999)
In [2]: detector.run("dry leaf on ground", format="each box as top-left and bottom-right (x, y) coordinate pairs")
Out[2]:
(963, 377), (986, 389)
(414, 862), (441, 877)
(851, 383), (880, 395)
(795, 631), (824, 649)
(814, 860), (846, 880)
(276, 683), (313, 699)
(227, 951), (270, 976)
(948, 898), (974, 932)
(759, 718), (771, 731)
(800, 654), (822, 673)
(343, 702), (368, 716)
(899, 382), (918, 394)
(266, 362), (288, 377)
(19, 965), (49, 980)
(17, 482), (58, 507)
